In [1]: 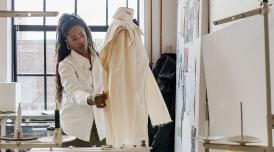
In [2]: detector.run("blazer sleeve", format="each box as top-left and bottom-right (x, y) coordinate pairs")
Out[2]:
(58, 62), (91, 105)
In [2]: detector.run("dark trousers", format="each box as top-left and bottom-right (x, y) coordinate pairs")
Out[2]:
(62, 122), (106, 147)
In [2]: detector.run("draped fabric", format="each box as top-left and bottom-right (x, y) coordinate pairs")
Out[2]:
(100, 7), (171, 147)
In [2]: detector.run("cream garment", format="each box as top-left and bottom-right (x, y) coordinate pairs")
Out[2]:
(100, 7), (171, 147)
(58, 49), (106, 141)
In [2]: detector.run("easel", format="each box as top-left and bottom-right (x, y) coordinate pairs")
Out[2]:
(202, 0), (273, 151)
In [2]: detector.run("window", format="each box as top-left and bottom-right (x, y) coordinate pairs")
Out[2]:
(12, 0), (143, 112)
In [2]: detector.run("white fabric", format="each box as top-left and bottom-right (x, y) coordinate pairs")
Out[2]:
(58, 49), (106, 141)
(100, 7), (171, 147)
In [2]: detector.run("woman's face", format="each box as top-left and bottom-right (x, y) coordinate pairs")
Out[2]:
(66, 25), (88, 54)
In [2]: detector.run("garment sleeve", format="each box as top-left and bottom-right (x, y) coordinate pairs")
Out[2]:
(146, 68), (172, 126)
(58, 62), (91, 105)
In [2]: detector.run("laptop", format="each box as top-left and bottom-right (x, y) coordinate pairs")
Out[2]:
(0, 82), (21, 113)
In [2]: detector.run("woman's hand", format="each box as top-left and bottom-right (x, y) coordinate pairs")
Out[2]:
(94, 92), (107, 108)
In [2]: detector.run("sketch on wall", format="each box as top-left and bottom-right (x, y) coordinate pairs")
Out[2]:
(184, 0), (200, 43)
(194, 0), (200, 38)
(175, 0), (200, 152)
(175, 1), (185, 152)
(183, 47), (189, 72)
(184, 0), (194, 43)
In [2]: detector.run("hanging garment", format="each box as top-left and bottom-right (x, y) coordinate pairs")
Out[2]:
(100, 7), (171, 147)
(148, 54), (176, 152)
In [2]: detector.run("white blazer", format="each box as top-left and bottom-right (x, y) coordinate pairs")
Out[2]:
(58, 49), (106, 141)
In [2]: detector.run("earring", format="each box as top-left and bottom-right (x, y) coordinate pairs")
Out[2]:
(67, 44), (71, 50)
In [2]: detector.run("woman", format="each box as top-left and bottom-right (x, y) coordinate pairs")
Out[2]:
(55, 13), (107, 147)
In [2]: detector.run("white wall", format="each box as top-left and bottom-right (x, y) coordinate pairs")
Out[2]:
(144, 0), (177, 66)
(0, 0), (11, 82)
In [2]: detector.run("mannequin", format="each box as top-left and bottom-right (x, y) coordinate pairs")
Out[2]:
(100, 7), (171, 147)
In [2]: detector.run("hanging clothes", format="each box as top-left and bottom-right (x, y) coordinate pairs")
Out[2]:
(100, 7), (171, 147)
(148, 54), (176, 152)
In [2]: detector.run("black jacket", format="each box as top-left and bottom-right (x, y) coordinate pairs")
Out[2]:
(148, 53), (176, 152)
